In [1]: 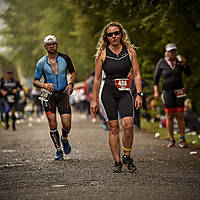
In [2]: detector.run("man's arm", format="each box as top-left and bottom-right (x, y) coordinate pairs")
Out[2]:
(69, 70), (76, 85)
(65, 70), (76, 95)
(33, 79), (45, 89)
(33, 59), (45, 89)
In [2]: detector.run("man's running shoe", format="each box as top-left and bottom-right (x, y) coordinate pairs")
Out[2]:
(179, 139), (187, 148)
(122, 155), (137, 173)
(112, 161), (122, 173)
(54, 150), (63, 160)
(61, 136), (71, 154)
(167, 139), (175, 148)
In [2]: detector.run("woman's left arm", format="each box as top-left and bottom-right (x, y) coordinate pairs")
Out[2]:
(180, 56), (192, 76)
(129, 47), (143, 110)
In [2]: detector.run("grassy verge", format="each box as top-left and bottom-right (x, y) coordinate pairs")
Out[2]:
(141, 118), (200, 149)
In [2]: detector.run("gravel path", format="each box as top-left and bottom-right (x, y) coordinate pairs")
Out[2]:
(0, 110), (199, 200)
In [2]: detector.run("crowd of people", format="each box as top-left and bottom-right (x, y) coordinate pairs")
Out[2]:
(1, 22), (200, 173)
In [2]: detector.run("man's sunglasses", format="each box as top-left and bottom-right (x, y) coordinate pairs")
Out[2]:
(46, 43), (57, 46)
(107, 31), (121, 38)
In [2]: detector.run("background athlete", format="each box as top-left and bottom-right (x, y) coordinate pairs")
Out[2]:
(0, 70), (22, 131)
(154, 43), (191, 148)
(90, 22), (143, 173)
(33, 35), (76, 160)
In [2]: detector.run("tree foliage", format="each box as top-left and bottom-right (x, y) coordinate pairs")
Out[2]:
(0, 0), (200, 113)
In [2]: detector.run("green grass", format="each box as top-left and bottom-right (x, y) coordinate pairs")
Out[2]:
(141, 118), (200, 149)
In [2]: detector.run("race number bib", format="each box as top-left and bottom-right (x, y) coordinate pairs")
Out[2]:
(6, 95), (15, 103)
(174, 88), (186, 98)
(114, 78), (130, 91)
(38, 88), (52, 102)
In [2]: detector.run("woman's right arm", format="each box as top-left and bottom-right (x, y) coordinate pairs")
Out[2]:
(154, 60), (161, 99)
(90, 50), (105, 117)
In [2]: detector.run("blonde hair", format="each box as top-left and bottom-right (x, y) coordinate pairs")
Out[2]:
(95, 22), (134, 58)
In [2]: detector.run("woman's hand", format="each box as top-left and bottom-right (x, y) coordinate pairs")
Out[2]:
(135, 95), (143, 110)
(154, 90), (159, 99)
(154, 85), (159, 99)
(90, 99), (98, 118)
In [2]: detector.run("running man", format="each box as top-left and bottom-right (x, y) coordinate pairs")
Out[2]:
(0, 70), (22, 131)
(33, 35), (76, 160)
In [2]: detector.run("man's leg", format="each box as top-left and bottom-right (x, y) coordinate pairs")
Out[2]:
(0, 100), (5, 122)
(61, 113), (71, 136)
(46, 113), (63, 159)
(46, 113), (60, 149)
(4, 106), (10, 129)
(11, 109), (16, 131)
(60, 114), (71, 154)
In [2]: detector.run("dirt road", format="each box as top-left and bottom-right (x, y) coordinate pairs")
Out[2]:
(0, 111), (199, 200)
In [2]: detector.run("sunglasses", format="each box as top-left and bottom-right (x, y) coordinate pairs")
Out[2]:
(46, 43), (57, 47)
(107, 31), (121, 38)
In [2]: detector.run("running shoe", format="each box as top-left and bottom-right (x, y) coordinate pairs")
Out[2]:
(112, 161), (122, 173)
(54, 150), (63, 160)
(122, 155), (137, 173)
(61, 136), (71, 154)
(167, 139), (175, 148)
(179, 139), (187, 148)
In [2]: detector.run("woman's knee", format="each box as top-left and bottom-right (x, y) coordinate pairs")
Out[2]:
(176, 112), (184, 121)
(166, 112), (174, 121)
(122, 118), (134, 132)
(108, 122), (119, 135)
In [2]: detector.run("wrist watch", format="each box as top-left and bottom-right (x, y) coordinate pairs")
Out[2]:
(69, 83), (74, 87)
(137, 92), (144, 97)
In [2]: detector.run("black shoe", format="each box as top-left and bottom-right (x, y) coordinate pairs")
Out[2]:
(112, 161), (122, 173)
(5, 123), (9, 130)
(12, 124), (16, 131)
(122, 155), (137, 173)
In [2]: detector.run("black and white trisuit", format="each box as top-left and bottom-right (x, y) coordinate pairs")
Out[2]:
(99, 45), (134, 122)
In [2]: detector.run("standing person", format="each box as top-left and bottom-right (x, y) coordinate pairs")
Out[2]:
(90, 22), (143, 173)
(31, 87), (43, 116)
(154, 43), (191, 148)
(0, 77), (5, 124)
(0, 70), (22, 130)
(33, 35), (76, 160)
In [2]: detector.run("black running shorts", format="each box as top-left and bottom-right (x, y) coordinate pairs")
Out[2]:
(162, 90), (184, 113)
(99, 80), (134, 121)
(43, 91), (71, 115)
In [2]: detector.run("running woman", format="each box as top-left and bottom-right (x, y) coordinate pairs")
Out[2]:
(33, 35), (76, 160)
(90, 22), (143, 173)
(154, 43), (191, 148)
